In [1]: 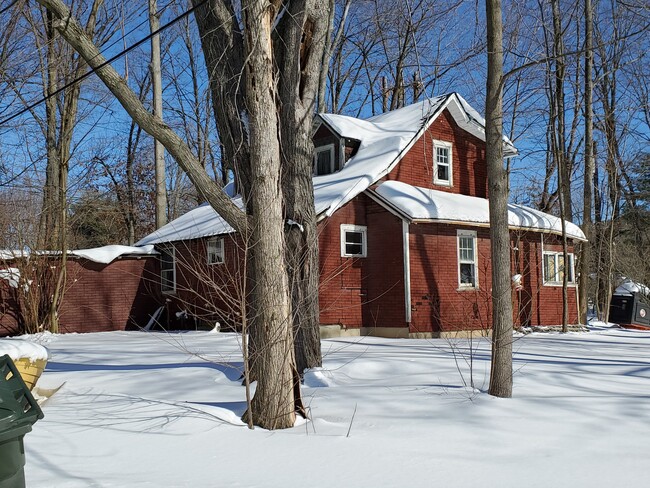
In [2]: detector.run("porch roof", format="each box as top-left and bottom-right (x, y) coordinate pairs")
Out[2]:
(373, 180), (587, 241)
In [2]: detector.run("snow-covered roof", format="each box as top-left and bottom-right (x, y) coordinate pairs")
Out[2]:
(70, 245), (157, 264)
(373, 181), (587, 241)
(136, 199), (242, 246)
(314, 92), (517, 218)
(137, 93), (520, 245)
(0, 246), (157, 264)
(614, 280), (650, 297)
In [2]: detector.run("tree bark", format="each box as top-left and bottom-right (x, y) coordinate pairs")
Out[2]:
(274, 0), (326, 373)
(486, 0), (513, 398)
(242, 0), (298, 429)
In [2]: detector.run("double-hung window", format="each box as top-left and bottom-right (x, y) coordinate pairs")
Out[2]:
(160, 245), (176, 293)
(543, 251), (574, 285)
(433, 140), (453, 186)
(458, 230), (478, 288)
(314, 144), (336, 176)
(340, 224), (367, 257)
(207, 237), (225, 265)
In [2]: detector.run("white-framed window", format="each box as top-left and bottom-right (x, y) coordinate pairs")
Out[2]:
(457, 230), (478, 288)
(314, 143), (335, 176)
(433, 140), (453, 186)
(160, 245), (176, 294)
(543, 251), (575, 285)
(207, 237), (225, 265)
(340, 224), (367, 258)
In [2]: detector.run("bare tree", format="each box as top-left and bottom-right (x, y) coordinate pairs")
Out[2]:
(35, 0), (330, 429)
(149, 0), (167, 229)
(579, 0), (595, 324)
(486, 0), (513, 398)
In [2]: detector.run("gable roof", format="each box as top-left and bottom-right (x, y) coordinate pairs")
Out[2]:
(373, 181), (587, 241)
(314, 92), (517, 218)
(137, 93), (522, 246)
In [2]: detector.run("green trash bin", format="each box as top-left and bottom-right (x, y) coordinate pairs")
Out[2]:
(0, 354), (44, 488)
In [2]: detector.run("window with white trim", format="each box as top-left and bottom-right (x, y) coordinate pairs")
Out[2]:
(340, 224), (367, 257)
(160, 246), (176, 293)
(433, 140), (453, 186)
(314, 143), (336, 175)
(543, 251), (574, 285)
(207, 237), (225, 265)
(457, 230), (478, 288)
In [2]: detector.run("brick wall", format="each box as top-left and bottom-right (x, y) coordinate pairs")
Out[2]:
(407, 224), (579, 333)
(514, 232), (580, 326)
(58, 257), (159, 333)
(317, 194), (406, 331)
(1, 256), (158, 336)
(317, 197), (368, 329)
(408, 223), (493, 334)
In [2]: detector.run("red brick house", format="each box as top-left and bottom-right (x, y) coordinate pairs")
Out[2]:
(137, 93), (586, 337)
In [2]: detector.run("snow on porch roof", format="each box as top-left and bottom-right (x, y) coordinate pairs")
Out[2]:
(374, 181), (587, 241)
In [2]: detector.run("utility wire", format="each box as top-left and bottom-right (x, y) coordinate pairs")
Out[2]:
(0, 0), (20, 16)
(0, 0), (208, 127)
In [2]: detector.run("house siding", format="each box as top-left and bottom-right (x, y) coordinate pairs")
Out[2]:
(317, 197), (368, 329)
(513, 233), (580, 326)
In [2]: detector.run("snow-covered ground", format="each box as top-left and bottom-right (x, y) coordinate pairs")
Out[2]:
(11, 323), (650, 487)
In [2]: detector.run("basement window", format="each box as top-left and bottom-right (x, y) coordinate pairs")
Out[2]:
(207, 238), (225, 265)
(433, 140), (453, 186)
(340, 224), (367, 258)
(543, 251), (574, 285)
(458, 230), (478, 288)
(314, 144), (336, 175)
(160, 245), (176, 294)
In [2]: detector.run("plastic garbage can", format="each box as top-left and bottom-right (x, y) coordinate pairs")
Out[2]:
(0, 354), (44, 488)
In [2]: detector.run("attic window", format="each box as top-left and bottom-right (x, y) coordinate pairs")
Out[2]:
(314, 144), (335, 175)
(433, 140), (453, 186)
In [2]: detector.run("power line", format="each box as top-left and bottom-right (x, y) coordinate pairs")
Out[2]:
(0, 0), (20, 16)
(0, 0), (208, 127)
(0, 1), (171, 83)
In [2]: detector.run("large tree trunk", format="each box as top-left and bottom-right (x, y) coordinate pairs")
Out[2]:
(242, 0), (299, 429)
(486, 0), (513, 398)
(194, 0), (326, 374)
(275, 0), (326, 373)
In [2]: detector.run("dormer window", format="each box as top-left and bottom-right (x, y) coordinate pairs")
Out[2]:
(433, 140), (453, 186)
(314, 143), (336, 175)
